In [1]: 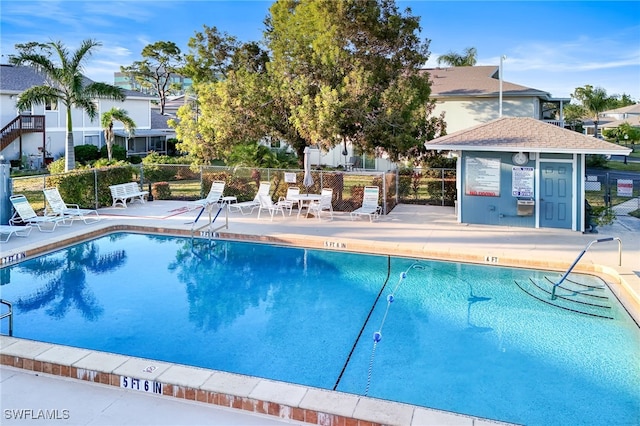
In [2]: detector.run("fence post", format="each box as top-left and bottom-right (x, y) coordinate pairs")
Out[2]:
(440, 168), (445, 206)
(94, 169), (98, 209)
(382, 172), (387, 214)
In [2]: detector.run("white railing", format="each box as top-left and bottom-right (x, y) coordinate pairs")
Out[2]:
(543, 120), (564, 127)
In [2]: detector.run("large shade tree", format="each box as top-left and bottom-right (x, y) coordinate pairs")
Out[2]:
(173, 0), (445, 167)
(10, 40), (125, 171)
(101, 107), (136, 161)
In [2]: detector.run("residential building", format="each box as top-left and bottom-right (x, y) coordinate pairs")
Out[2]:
(425, 66), (570, 133)
(0, 64), (171, 167)
(313, 65), (570, 170)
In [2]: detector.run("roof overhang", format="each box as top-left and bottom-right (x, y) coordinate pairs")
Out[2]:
(425, 144), (632, 156)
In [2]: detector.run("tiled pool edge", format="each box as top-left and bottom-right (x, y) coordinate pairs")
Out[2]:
(0, 337), (508, 426)
(1, 223), (637, 425)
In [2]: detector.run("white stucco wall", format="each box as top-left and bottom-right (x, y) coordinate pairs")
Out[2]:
(1, 93), (154, 161)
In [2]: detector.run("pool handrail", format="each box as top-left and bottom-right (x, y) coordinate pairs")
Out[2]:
(0, 299), (13, 336)
(190, 203), (228, 239)
(551, 237), (622, 300)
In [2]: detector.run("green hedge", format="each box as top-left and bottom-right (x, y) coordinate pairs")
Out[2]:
(45, 165), (138, 208)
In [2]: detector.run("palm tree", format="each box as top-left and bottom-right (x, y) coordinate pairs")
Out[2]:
(572, 85), (612, 138)
(9, 40), (125, 171)
(437, 47), (477, 67)
(101, 107), (136, 161)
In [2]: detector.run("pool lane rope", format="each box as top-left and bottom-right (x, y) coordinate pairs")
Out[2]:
(365, 263), (424, 396)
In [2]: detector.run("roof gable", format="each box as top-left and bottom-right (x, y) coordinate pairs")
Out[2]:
(423, 66), (553, 99)
(425, 117), (631, 155)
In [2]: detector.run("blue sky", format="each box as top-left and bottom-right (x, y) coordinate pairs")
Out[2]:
(1, 0), (638, 100)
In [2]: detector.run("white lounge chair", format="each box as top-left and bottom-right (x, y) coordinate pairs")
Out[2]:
(191, 181), (226, 211)
(229, 182), (271, 215)
(9, 194), (71, 232)
(307, 188), (333, 220)
(350, 186), (381, 222)
(257, 195), (288, 221)
(43, 187), (100, 224)
(0, 225), (32, 243)
(278, 186), (300, 215)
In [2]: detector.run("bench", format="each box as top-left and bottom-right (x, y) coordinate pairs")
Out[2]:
(109, 182), (149, 208)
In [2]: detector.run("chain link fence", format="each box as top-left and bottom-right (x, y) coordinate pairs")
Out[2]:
(585, 171), (640, 216)
(8, 164), (457, 216)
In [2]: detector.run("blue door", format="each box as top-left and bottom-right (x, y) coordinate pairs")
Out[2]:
(540, 162), (573, 229)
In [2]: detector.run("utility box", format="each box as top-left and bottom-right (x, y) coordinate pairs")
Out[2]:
(517, 199), (535, 216)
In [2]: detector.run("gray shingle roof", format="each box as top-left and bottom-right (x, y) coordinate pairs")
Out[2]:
(425, 117), (631, 155)
(423, 66), (556, 99)
(0, 64), (155, 98)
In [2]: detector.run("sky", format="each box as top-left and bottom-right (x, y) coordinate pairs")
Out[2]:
(1, 0), (639, 101)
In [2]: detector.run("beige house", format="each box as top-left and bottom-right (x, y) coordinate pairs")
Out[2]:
(425, 66), (570, 134)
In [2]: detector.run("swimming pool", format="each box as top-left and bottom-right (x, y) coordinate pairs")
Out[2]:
(1, 232), (638, 425)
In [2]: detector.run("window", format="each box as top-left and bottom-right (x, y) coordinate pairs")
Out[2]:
(84, 134), (100, 146)
(45, 100), (58, 111)
(149, 136), (166, 153)
(270, 139), (281, 149)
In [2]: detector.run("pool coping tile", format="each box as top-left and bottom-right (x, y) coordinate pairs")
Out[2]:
(412, 407), (475, 426)
(299, 387), (359, 418)
(248, 379), (308, 406)
(353, 397), (414, 425)
(157, 364), (214, 388)
(0, 338), (53, 359)
(35, 345), (93, 365)
(112, 357), (172, 380)
(201, 371), (261, 395)
(72, 351), (129, 373)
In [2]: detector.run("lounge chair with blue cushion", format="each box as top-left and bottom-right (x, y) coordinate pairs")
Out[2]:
(43, 187), (100, 224)
(9, 194), (71, 232)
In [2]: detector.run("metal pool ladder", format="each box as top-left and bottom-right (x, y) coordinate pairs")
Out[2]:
(190, 203), (229, 239)
(551, 237), (622, 300)
(1, 299), (13, 336)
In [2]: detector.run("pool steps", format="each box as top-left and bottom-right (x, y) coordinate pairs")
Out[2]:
(0, 336), (513, 426)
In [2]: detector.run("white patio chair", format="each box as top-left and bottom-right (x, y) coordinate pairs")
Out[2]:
(229, 182), (271, 215)
(257, 194), (288, 221)
(0, 225), (32, 243)
(307, 188), (333, 220)
(9, 194), (71, 232)
(191, 181), (226, 211)
(43, 187), (100, 224)
(278, 186), (300, 216)
(350, 186), (382, 222)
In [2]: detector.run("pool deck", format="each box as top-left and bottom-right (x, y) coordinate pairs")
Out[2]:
(1, 201), (639, 426)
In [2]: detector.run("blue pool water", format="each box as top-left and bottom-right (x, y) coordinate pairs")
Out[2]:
(1, 233), (638, 425)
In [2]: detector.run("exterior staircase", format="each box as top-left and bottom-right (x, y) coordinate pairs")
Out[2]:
(0, 115), (46, 152)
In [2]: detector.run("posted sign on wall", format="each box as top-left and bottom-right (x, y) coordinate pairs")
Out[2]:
(512, 167), (535, 197)
(465, 157), (501, 197)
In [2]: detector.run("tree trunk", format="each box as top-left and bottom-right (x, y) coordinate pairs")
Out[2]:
(65, 106), (75, 171)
